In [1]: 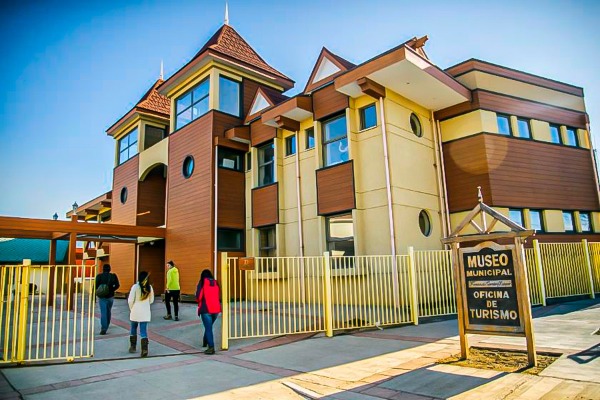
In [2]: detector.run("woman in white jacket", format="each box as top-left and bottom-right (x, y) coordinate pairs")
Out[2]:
(128, 271), (154, 357)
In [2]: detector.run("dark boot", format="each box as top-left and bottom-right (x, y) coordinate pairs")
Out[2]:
(204, 347), (215, 355)
(129, 335), (137, 353)
(141, 338), (149, 358)
(202, 338), (208, 348)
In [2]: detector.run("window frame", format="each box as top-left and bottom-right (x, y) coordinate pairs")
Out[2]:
(182, 155), (195, 179)
(563, 211), (575, 233)
(118, 127), (138, 165)
(529, 209), (545, 233)
(305, 127), (315, 150)
(549, 124), (562, 145)
(322, 114), (349, 167)
(175, 77), (210, 130)
(257, 142), (275, 187)
(565, 127), (579, 147)
(218, 147), (244, 171)
(418, 210), (432, 237)
(218, 75), (242, 117)
(509, 208), (524, 227)
(326, 213), (355, 257)
(409, 113), (422, 137)
(217, 228), (244, 251)
(516, 117), (532, 139)
(496, 114), (512, 136)
(359, 103), (377, 131)
(579, 211), (592, 233)
(245, 152), (252, 171)
(258, 226), (276, 257)
(285, 135), (297, 157)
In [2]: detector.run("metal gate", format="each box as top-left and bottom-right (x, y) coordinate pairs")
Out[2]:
(0, 264), (96, 364)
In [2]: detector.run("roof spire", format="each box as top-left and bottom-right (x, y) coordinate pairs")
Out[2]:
(224, 1), (229, 25)
(160, 60), (164, 80)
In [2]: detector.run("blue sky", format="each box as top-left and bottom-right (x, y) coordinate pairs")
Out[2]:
(1, 0), (599, 219)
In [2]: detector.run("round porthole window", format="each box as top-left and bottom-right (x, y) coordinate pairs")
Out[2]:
(182, 155), (194, 179)
(419, 210), (432, 237)
(120, 187), (128, 204)
(410, 113), (422, 137)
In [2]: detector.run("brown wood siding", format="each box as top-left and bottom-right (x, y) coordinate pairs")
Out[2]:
(250, 120), (277, 147)
(312, 84), (349, 121)
(109, 243), (136, 294)
(112, 157), (139, 225)
(243, 79), (260, 117)
(316, 161), (356, 216)
(435, 90), (588, 128)
(443, 134), (600, 212)
(212, 111), (242, 141)
(252, 183), (279, 227)
(138, 241), (165, 294)
(166, 113), (214, 295)
(137, 166), (166, 227)
(218, 168), (245, 229)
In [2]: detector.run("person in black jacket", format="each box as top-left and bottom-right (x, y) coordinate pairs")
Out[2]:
(95, 264), (120, 335)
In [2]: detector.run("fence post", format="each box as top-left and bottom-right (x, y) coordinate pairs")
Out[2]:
(220, 252), (229, 350)
(408, 247), (419, 325)
(532, 240), (547, 306)
(323, 252), (333, 337)
(16, 260), (31, 363)
(582, 240), (596, 299)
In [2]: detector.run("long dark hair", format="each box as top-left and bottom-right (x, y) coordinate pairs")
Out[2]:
(200, 269), (213, 282)
(138, 271), (151, 300)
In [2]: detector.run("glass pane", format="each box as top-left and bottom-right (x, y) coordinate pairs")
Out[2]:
(258, 143), (274, 166)
(218, 148), (242, 171)
(119, 137), (128, 152)
(176, 92), (192, 112)
(144, 126), (165, 150)
(327, 240), (355, 256)
(530, 211), (543, 231)
(259, 164), (274, 186)
(563, 212), (574, 231)
(119, 150), (128, 164)
(306, 128), (315, 149)
(259, 228), (275, 249)
(497, 115), (511, 135)
(129, 141), (137, 157)
(517, 119), (530, 138)
(217, 229), (242, 250)
(410, 113), (422, 137)
(219, 76), (240, 116)
(285, 135), (296, 156)
(509, 209), (523, 226)
(176, 108), (192, 129)
(324, 115), (347, 142)
(193, 79), (209, 102)
(192, 97), (209, 119)
(565, 128), (577, 146)
(324, 137), (349, 166)
(327, 214), (354, 257)
(549, 125), (561, 144)
(580, 213), (591, 232)
(361, 105), (377, 130)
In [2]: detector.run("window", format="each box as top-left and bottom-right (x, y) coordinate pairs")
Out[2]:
(305, 128), (315, 149)
(549, 124), (562, 144)
(257, 142), (275, 186)
(285, 135), (296, 156)
(118, 127), (138, 165)
(497, 114), (512, 136)
(144, 125), (166, 150)
(182, 155), (194, 178)
(245, 152), (252, 171)
(410, 113), (422, 137)
(565, 127), (578, 147)
(219, 75), (241, 117)
(258, 226), (276, 257)
(419, 210), (432, 237)
(579, 212), (592, 232)
(176, 78), (209, 130)
(322, 114), (348, 167)
(326, 214), (355, 256)
(516, 118), (531, 139)
(509, 208), (524, 227)
(120, 187), (128, 204)
(563, 211), (575, 232)
(217, 229), (244, 251)
(359, 104), (377, 130)
(530, 210), (544, 232)
(218, 147), (243, 171)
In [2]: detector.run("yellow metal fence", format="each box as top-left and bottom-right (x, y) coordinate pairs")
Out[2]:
(0, 264), (96, 364)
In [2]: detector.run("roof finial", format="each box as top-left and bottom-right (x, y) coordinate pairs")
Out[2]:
(224, 1), (229, 25)
(160, 60), (164, 80)
(477, 186), (483, 203)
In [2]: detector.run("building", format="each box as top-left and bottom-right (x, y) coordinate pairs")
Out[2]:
(69, 23), (600, 295)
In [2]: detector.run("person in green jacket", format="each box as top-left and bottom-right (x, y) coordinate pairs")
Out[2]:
(163, 260), (181, 321)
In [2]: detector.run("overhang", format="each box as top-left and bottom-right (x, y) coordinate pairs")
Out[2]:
(67, 191), (112, 221)
(261, 96), (313, 129)
(335, 46), (471, 111)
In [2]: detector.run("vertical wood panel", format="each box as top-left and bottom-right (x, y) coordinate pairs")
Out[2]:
(109, 243), (136, 294)
(138, 241), (165, 294)
(137, 166), (166, 227)
(312, 84), (349, 121)
(250, 120), (277, 147)
(316, 161), (356, 215)
(218, 168), (245, 229)
(252, 183), (279, 227)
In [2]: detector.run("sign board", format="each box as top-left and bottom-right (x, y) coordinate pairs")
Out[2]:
(239, 257), (255, 271)
(460, 242), (524, 335)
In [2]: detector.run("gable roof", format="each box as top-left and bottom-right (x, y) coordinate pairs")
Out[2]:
(245, 86), (289, 124)
(304, 47), (356, 93)
(107, 79), (170, 136)
(0, 238), (69, 264)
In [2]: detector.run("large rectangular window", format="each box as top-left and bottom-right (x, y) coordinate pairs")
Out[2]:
(497, 114), (512, 136)
(305, 127), (315, 149)
(563, 211), (575, 232)
(323, 114), (349, 167)
(176, 78), (209, 130)
(285, 135), (296, 156)
(217, 229), (244, 251)
(257, 142), (275, 187)
(509, 208), (524, 227)
(218, 147), (243, 171)
(359, 103), (377, 130)
(219, 75), (241, 117)
(245, 152), (252, 171)
(258, 226), (276, 257)
(326, 214), (355, 257)
(118, 127), (138, 165)
(516, 118), (531, 139)
(530, 210), (544, 232)
(579, 212), (591, 232)
(143, 125), (166, 150)
(565, 127), (578, 147)
(549, 124), (562, 144)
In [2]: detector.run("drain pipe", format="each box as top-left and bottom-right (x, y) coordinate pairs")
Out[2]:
(379, 96), (399, 308)
(295, 131), (305, 258)
(436, 119), (451, 237)
(430, 111), (448, 240)
(213, 146), (219, 276)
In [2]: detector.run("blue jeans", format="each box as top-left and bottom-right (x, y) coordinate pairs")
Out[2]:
(200, 313), (218, 348)
(98, 297), (114, 331)
(130, 321), (148, 339)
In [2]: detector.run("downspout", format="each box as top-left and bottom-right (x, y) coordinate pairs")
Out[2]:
(213, 146), (219, 276)
(430, 111), (448, 240)
(436, 119), (452, 237)
(295, 131), (305, 258)
(379, 96), (399, 308)
(586, 123), (600, 208)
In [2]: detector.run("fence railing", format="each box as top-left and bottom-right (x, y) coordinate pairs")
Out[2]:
(221, 240), (600, 348)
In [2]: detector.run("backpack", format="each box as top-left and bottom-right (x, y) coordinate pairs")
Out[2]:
(96, 274), (111, 298)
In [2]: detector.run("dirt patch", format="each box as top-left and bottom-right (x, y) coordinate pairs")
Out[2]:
(436, 347), (560, 375)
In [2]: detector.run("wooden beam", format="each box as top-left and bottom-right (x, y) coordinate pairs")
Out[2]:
(225, 126), (250, 143)
(357, 77), (386, 99)
(275, 115), (300, 132)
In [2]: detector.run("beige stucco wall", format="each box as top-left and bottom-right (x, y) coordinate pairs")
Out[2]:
(439, 110), (497, 142)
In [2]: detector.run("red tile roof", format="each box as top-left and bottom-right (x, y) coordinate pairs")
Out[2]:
(136, 79), (170, 115)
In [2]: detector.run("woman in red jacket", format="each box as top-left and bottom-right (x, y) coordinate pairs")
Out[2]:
(195, 269), (221, 355)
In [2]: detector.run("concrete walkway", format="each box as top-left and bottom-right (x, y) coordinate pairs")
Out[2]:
(1, 298), (599, 399)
